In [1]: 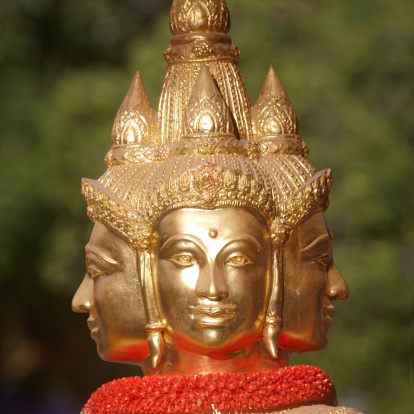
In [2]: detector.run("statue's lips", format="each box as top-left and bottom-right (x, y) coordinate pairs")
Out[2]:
(187, 304), (238, 327)
(87, 316), (99, 338)
(323, 305), (335, 326)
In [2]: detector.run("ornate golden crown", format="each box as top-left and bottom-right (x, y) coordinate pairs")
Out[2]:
(82, 0), (332, 251)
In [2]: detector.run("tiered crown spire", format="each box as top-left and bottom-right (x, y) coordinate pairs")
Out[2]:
(110, 2), (300, 150)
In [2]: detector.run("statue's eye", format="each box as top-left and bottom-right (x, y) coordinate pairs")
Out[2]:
(226, 255), (252, 267)
(169, 254), (196, 266)
(315, 254), (331, 267)
(88, 268), (103, 280)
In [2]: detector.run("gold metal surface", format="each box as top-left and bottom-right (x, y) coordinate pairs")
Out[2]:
(74, 0), (351, 391)
(72, 223), (149, 364)
(280, 212), (349, 353)
(111, 71), (158, 145)
(152, 208), (271, 373)
(252, 65), (299, 137)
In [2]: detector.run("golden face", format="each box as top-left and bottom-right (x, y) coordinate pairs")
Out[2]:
(280, 212), (349, 353)
(72, 223), (149, 363)
(152, 208), (271, 356)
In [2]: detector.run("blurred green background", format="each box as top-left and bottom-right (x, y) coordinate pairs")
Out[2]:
(1, 0), (412, 413)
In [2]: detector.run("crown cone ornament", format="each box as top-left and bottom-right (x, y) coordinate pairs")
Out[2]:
(252, 65), (299, 137)
(111, 71), (157, 145)
(73, 1), (362, 413)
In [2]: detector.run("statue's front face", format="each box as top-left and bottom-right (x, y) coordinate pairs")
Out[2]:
(280, 212), (349, 353)
(72, 223), (149, 363)
(152, 208), (271, 356)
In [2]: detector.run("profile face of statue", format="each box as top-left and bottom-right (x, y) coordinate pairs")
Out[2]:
(280, 212), (349, 353)
(72, 223), (149, 363)
(152, 208), (271, 356)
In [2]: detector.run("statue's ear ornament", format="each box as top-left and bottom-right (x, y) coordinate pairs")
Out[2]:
(140, 251), (165, 368)
(263, 248), (283, 359)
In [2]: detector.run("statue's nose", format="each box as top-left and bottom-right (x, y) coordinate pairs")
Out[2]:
(327, 264), (349, 300)
(196, 261), (228, 301)
(72, 275), (93, 313)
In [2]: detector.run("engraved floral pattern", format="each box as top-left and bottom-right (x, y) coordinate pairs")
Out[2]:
(170, 0), (230, 35)
(255, 96), (299, 136)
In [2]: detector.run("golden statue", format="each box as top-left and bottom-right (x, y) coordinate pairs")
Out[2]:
(72, 1), (362, 413)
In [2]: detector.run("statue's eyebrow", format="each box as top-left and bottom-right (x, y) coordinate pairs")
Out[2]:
(160, 234), (202, 251)
(301, 234), (331, 255)
(222, 234), (263, 252)
(85, 245), (119, 266)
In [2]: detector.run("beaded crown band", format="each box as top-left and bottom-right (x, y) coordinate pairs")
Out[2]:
(82, 162), (331, 250)
(83, 162), (275, 251)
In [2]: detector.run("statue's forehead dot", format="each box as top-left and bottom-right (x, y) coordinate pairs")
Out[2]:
(208, 229), (218, 238)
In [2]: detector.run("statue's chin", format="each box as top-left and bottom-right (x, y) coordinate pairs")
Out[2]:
(171, 332), (263, 358)
(279, 332), (328, 354)
(102, 343), (151, 364)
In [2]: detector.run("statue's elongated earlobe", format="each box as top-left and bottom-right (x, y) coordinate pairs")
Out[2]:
(140, 250), (165, 368)
(264, 248), (283, 358)
(147, 330), (164, 369)
(264, 323), (280, 359)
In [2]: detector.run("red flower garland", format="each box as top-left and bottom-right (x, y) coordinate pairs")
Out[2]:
(82, 365), (337, 414)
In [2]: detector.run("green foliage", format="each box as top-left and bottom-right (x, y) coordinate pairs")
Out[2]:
(1, 0), (412, 412)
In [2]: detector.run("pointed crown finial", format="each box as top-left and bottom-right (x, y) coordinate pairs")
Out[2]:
(111, 71), (156, 146)
(183, 65), (235, 138)
(252, 65), (299, 137)
(170, 0), (230, 35)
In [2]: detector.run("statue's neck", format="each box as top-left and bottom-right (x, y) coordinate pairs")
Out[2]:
(142, 342), (290, 377)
